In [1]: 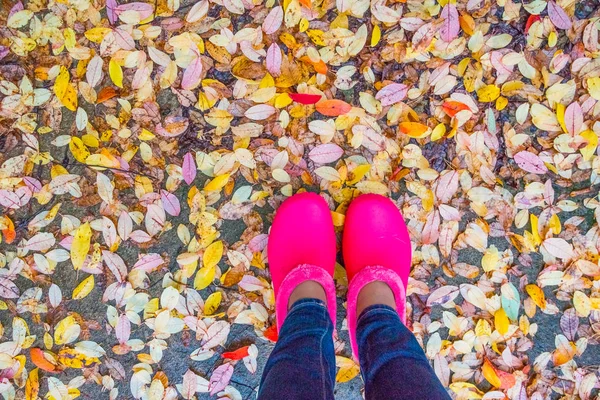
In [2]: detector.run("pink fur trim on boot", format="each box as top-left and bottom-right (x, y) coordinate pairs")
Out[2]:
(275, 264), (337, 331)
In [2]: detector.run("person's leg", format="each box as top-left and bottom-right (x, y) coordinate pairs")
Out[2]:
(261, 193), (338, 399)
(355, 282), (451, 400)
(257, 294), (336, 400)
(342, 194), (451, 399)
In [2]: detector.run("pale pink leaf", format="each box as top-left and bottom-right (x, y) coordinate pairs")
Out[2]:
(181, 57), (203, 90)
(427, 285), (459, 306)
(115, 2), (154, 20)
(248, 234), (268, 252)
(86, 55), (104, 87)
(238, 275), (267, 291)
(564, 102), (583, 136)
(129, 230), (152, 243)
(102, 216), (118, 250)
(102, 250), (127, 282)
(422, 210), (441, 244)
(201, 320), (230, 350)
(245, 104), (277, 120)
(375, 83), (408, 106)
(114, 27), (135, 50)
(542, 238), (574, 259)
(183, 152), (197, 185)
(209, 363), (234, 395)
(440, 4), (459, 42)
(118, 211), (132, 241)
(161, 189), (181, 217)
(25, 232), (56, 252)
(514, 151), (548, 174)
(0, 278), (20, 299)
(308, 143), (344, 164)
(116, 314), (131, 344)
(145, 203), (165, 237)
(266, 43), (282, 76)
(262, 6), (283, 34)
(133, 253), (164, 272)
(435, 170), (459, 203)
(548, 1), (572, 30)
(181, 370), (197, 399)
(0, 189), (21, 209)
(48, 284), (62, 307)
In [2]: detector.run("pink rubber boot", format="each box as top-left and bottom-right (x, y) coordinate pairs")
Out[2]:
(343, 194), (412, 359)
(268, 192), (337, 332)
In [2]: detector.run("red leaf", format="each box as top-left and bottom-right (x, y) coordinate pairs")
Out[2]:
(288, 93), (322, 104)
(222, 346), (250, 360)
(263, 325), (278, 342)
(524, 15), (540, 34)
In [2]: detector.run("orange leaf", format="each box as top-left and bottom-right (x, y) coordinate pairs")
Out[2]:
(30, 348), (58, 373)
(222, 346), (250, 360)
(315, 99), (352, 116)
(299, 56), (328, 74)
(442, 101), (470, 117)
(2, 216), (16, 244)
(97, 87), (118, 104)
(263, 325), (279, 342)
(398, 122), (430, 138)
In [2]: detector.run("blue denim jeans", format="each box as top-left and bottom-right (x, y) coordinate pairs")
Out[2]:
(258, 299), (451, 400)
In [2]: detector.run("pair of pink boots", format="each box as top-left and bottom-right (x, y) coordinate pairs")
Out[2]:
(268, 193), (412, 358)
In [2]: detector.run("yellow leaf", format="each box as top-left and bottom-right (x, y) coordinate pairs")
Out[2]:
(556, 103), (566, 133)
(72, 275), (95, 300)
(54, 316), (80, 345)
(494, 308), (509, 335)
(548, 214), (561, 235)
(335, 356), (360, 382)
(371, 25), (381, 47)
(525, 284), (546, 310)
(573, 290), (591, 317)
(69, 137), (90, 163)
(475, 319), (491, 337)
(529, 214), (541, 246)
(84, 27), (112, 43)
(476, 84), (500, 102)
(203, 240), (223, 268)
(204, 291), (222, 315)
(54, 66), (77, 111)
(431, 123), (446, 141)
(25, 368), (39, 400)
(204, 174), (230, 191)
(495, 96), (508, 111)
(71, 223), (92, 271)
(109, 59), (123, 88)
(482, 359), (501, 388)
(580, 130), (598, 161)
(194, 266), (216, 290)
(587, 77), (600, 100)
